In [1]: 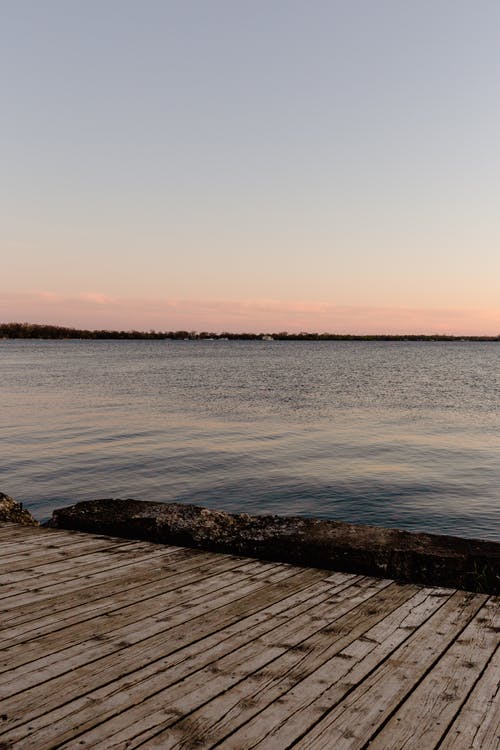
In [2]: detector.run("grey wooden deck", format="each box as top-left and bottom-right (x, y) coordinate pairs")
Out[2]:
(0, 523), (498, 750)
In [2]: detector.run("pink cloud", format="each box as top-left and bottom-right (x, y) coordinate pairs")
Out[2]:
(78, 292), (116, 305)
(0, 291), (499, 335)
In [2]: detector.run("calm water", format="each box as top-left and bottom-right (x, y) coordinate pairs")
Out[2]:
(1, 340), (499, 541)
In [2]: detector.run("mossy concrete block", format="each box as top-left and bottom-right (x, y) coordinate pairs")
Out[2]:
(47, 498), (500, 594)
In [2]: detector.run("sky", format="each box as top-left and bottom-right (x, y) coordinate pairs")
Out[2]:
(2, 0), (500, 334)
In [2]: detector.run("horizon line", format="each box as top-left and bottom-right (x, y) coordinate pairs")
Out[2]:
(1, 322), (499, 341)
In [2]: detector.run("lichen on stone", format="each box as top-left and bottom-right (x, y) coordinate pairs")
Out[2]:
(0, 492), (38, 526)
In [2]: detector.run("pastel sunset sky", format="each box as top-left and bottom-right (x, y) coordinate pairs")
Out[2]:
(3, 1), (500, 334)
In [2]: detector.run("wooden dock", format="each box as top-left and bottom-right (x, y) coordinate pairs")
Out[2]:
(0, 523), (498, 749)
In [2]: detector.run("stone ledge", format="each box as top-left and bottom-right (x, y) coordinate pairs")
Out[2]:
(46, 498), (500, 594)
(0, 492), (38, 526)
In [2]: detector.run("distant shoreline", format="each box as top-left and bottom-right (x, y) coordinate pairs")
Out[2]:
(1, 323), (499, 342)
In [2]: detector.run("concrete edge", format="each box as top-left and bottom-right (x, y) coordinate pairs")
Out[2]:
(45, 498), (500, 595)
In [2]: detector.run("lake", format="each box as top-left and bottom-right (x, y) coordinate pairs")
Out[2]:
(1, 339), (499, 541)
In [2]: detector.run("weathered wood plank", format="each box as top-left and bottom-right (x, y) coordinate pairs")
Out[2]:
(0, 549), (236, 635)
(0, 526), (496, 750)
(0, 542), (184, 605)
(203, 586), (453, 750)
(368, 597), (499, 749)
(0, 561), (302, 697)
(0, 546), (198, 627)
(0, 530), (94, 557)
(0, 535), (151, 571)
(0, 538), (175, 589)
(0, 525), (119, 546)
(0, 524), (45, 540)
(0, 526), (95, 545)
(287, 590), (487, 749)
(0, 527), (131, 550)
(1, 572), (352, 749)
(0, 568), (325, 744)
(0, 543), (162, 594)
(1, 551), (261, 648)
(56, 580), (408, 750)
(0, 531), (151, 566)
(439, 643), (500, 750)
(0, 558), (283, 674)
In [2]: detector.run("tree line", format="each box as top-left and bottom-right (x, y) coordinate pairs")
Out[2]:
(1, 322), (499, 341)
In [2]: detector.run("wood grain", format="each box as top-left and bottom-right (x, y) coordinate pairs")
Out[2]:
(1, 523), (497, 750)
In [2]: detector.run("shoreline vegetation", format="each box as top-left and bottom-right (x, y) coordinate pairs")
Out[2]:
(1, 322), (499, 342)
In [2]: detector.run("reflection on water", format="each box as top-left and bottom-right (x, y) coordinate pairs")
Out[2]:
(1, 339), (499, 540)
